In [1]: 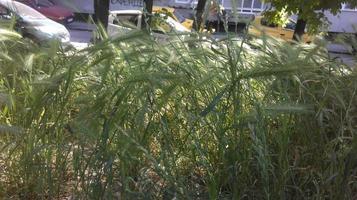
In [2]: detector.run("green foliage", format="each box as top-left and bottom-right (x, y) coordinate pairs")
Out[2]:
(263, 9), (289, 26)
(262, 0), (357, 33)
(0, 29), (356, 199)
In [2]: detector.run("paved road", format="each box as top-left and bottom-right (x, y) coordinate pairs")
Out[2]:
(327, 44), (356, 67)
(69, 29), (92, 49)
(68, 28), (356, 67)
(329, 53), (356, 67)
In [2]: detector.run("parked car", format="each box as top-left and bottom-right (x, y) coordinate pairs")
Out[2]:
(152, 6), (193, 30)
(107, 10), (190, 41)
(0, 0), (70, 44)
(249, 16), (314, 43)
(16, 0), (74, 25)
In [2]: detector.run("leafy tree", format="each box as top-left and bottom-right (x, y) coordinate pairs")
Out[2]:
(263, 0), (357, 40)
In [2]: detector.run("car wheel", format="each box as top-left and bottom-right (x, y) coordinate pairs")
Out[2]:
(22, 33), (40, 45)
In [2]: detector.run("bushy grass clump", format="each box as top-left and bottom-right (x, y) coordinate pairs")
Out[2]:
(0, 29), (356, 199)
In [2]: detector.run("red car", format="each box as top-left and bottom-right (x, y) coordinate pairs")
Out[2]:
(16, 0), (74, 24)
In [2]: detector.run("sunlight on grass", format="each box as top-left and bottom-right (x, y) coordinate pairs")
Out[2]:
(0, 27), (356, 199)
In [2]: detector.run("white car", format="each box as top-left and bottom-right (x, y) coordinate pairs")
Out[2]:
(0, 0), (70, 44)
(107, 10), (190, 41)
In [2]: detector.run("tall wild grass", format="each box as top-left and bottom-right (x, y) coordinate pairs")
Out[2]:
(0, 28), (356, 199)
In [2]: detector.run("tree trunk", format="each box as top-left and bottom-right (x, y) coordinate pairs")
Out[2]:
(193, 0), (207, 31)
(94, 0), (110, 29)
(145, 0), (153, 14)
(143, 0), (154, 29)
(293, 17), (307, 41)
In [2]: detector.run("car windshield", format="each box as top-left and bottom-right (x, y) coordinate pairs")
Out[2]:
(151, 15), (189, 33)
(173, 10), (185, 23)
(0, 5), (8, 15)
(10, 1), (46, 19)
(165, 16), (189, 32)
(36, 0), (54, 7)
(284, 19), (296, 30)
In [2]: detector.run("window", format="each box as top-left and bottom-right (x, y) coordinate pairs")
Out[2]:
(343, 3), (357, 11)
(0, 6), (13, 25)
(0, 6), (8, 15)
(237, 0), (242, 8)
(0, 5), (13, 21)
(226, 0), (264, 13)
(113, 14), (139, 29)
(253, 0), (262, 9)
(175, 0), (191, 3)
(243, 0), (252, 8)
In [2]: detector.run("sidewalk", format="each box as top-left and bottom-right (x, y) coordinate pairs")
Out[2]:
(329, 52), (356, 67)
(327, 43), (356, 67)
(68, 22), (96, 31)
(327, 43), (352, 54)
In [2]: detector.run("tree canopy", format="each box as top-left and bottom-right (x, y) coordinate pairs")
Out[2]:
(263, 0), (357, 39)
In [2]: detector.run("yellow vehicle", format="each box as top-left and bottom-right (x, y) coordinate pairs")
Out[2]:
(153, 6), (193, 30)
(249, 16), (314, 43)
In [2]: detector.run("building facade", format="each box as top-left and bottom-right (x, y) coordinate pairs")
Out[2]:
(326, 3), (357, 33)
(53, 0), (357, 33)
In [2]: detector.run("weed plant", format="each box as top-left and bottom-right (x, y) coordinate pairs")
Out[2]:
(0, 27), (356, 199)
